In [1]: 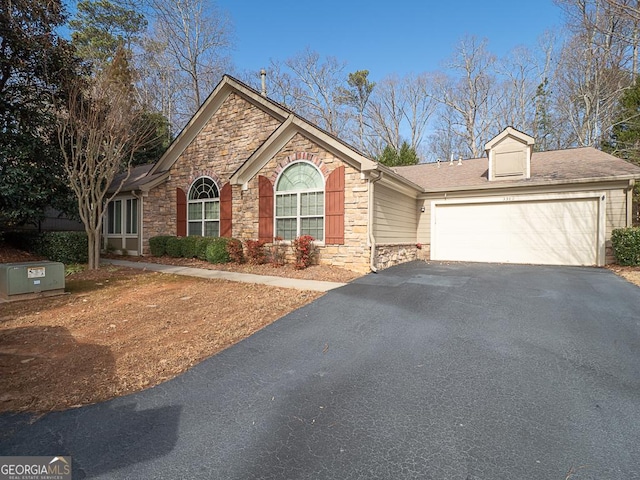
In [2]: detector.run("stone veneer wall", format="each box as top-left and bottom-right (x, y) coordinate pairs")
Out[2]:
(232, 133), (372, 273)
(374, 244), (419, 270)
(142, 92), (282, 248)
(142, 92), (374, 273)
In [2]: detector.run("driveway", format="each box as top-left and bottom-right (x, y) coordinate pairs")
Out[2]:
(2, 262), (639, 479)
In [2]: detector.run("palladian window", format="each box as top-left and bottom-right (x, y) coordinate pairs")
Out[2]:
(188, 177), (219, 236)
(275, 162), (324, 241)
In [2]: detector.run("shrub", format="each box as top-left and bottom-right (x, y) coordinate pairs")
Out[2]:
(226, 238), (244, 263)
(149, 235), (172, 256)
(205, 238), (231, 264)
(4, 231), (42, 253)
(612, 227), (640, 266)
(292, 235), (316, 270)
(165, 236), (183, 258)
(181, 235), (200, 258)
(245, 239), (266, 265)
(267, 237), (286, 266)
(38, 231), (88, 264)
(195, 236), (215, 260)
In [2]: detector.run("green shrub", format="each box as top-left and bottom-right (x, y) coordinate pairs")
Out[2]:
(226, 238), (244, 263)
(205, 238), (231, 264)
(181, 235), (200, 258)
(612, 227), (640, 266)
(38, 231), (88, 264)
(165, 236), (183, 258)
(149, 235), (172, 256)
(195, 236), (215, 260)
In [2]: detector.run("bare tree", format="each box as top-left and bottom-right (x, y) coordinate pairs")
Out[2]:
(143, 0), (233, 128)
(277, 48), (349, 136)
(432, 36), (499, 158)
(401, 72), (437, 154)
(56, 50), (153, 269)
(366, 75), (405, 154)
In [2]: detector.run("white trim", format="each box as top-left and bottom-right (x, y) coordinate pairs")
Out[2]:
(430, 191), (607, 266)
(274, 161), (326, 242)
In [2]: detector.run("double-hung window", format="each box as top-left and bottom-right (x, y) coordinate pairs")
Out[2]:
(188, 177), (220, 237)
(107, 198), (137, 235)
(275, 162), (324, 241)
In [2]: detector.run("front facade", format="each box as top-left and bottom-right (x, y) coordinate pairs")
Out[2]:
(106, 79), (640, 272)
(106, 76), (421, 273)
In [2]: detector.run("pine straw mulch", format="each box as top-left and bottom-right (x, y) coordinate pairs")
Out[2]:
(0, 245), (363, 414)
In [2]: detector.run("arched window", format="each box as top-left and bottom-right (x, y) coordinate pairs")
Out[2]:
(275, 162), (324, 241)
(188, 177), (219, 237)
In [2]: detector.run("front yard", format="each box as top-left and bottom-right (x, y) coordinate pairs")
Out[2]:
(0, 246), (360, 414)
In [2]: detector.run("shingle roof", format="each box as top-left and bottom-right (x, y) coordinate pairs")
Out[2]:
(108, 164), (167, 193)
(394, 147), (640, 192)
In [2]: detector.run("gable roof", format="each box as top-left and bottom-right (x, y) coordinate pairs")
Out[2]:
(142, 74), (422, 195)
(394, 147), (640, 192)
(484, 126), (534, 151)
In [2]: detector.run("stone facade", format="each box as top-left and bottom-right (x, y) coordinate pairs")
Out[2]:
(142, 92), (377, 273)
(374, 244), (419, 270)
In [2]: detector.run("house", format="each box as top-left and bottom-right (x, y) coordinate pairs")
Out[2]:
(105, 76), (640, 272)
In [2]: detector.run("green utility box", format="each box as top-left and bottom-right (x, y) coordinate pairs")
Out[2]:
(0, 261), (65, 300)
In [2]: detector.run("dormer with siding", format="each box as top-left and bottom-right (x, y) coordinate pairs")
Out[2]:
(485, 127), (535, 181)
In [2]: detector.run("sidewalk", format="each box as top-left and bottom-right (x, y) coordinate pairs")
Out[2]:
(101, 259), (348, 292)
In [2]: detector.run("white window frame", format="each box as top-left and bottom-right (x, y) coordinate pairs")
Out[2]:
(274, 161), (325, 243)
(105, 196), (139, 252)
(187, 176), (220, 237)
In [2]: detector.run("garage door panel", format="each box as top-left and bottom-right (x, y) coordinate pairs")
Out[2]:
(432, 198), (599, 266)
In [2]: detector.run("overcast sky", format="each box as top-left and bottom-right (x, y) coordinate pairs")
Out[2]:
(218, 0), (565, 80)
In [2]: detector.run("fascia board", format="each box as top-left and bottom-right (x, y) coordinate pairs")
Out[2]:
(417, 176), (636, 199)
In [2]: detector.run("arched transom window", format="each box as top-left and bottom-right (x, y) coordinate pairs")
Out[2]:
(188, 177), (219, 237)
(275, 162), (324, 241)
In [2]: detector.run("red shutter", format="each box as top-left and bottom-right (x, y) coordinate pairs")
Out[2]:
(220, 182), (232, 237)
(325, 165), (345, 244)
(258, 175), (274, 242)
(177, 187), (187, 237)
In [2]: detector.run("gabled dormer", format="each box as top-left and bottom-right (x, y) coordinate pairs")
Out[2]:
(485, 127), (535, 181)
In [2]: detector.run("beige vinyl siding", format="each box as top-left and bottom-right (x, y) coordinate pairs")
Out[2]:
(605, 188), (627, 238)
(373, 184), (417, 244)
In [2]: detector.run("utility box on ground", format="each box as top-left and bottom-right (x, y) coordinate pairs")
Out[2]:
(0, 261), (65, 301)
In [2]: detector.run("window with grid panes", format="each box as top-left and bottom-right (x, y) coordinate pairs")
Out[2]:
(275, 162), (324, 241)
(188, 177), (220, 237)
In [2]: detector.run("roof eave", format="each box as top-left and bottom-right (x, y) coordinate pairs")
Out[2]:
(418, 174), (640, 196)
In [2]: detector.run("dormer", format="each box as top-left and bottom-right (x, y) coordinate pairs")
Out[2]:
(485, 127), (535, 181)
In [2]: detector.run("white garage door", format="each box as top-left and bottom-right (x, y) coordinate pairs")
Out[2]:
(431, 195), (603, 266)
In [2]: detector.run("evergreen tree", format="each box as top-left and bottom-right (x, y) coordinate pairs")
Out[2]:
(378, 142), (420, 167)
(70, 0), (146, 69)
(0, 0), (82, 227)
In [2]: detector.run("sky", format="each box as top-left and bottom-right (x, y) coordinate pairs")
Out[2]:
(217, 0), (566, 81)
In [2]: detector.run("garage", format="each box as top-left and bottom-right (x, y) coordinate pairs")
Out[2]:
(430, 193), (606, 266)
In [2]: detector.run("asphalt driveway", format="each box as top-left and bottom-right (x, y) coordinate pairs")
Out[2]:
(2, 262), (640, 479)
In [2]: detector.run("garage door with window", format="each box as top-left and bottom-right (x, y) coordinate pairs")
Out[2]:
(430, 194), (605, 266)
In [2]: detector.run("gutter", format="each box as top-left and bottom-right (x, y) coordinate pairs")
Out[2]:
(368, 171), (383, 273)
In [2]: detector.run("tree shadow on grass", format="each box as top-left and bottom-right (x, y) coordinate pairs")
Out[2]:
(0, 325), (181, 478)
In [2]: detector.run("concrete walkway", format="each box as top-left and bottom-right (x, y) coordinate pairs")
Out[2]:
(101, 258), (348, 292)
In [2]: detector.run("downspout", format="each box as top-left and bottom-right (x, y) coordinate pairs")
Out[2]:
(368, 171), (383, 273)
(133, 190), (143, 256)
(627, 179), (636, 226)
